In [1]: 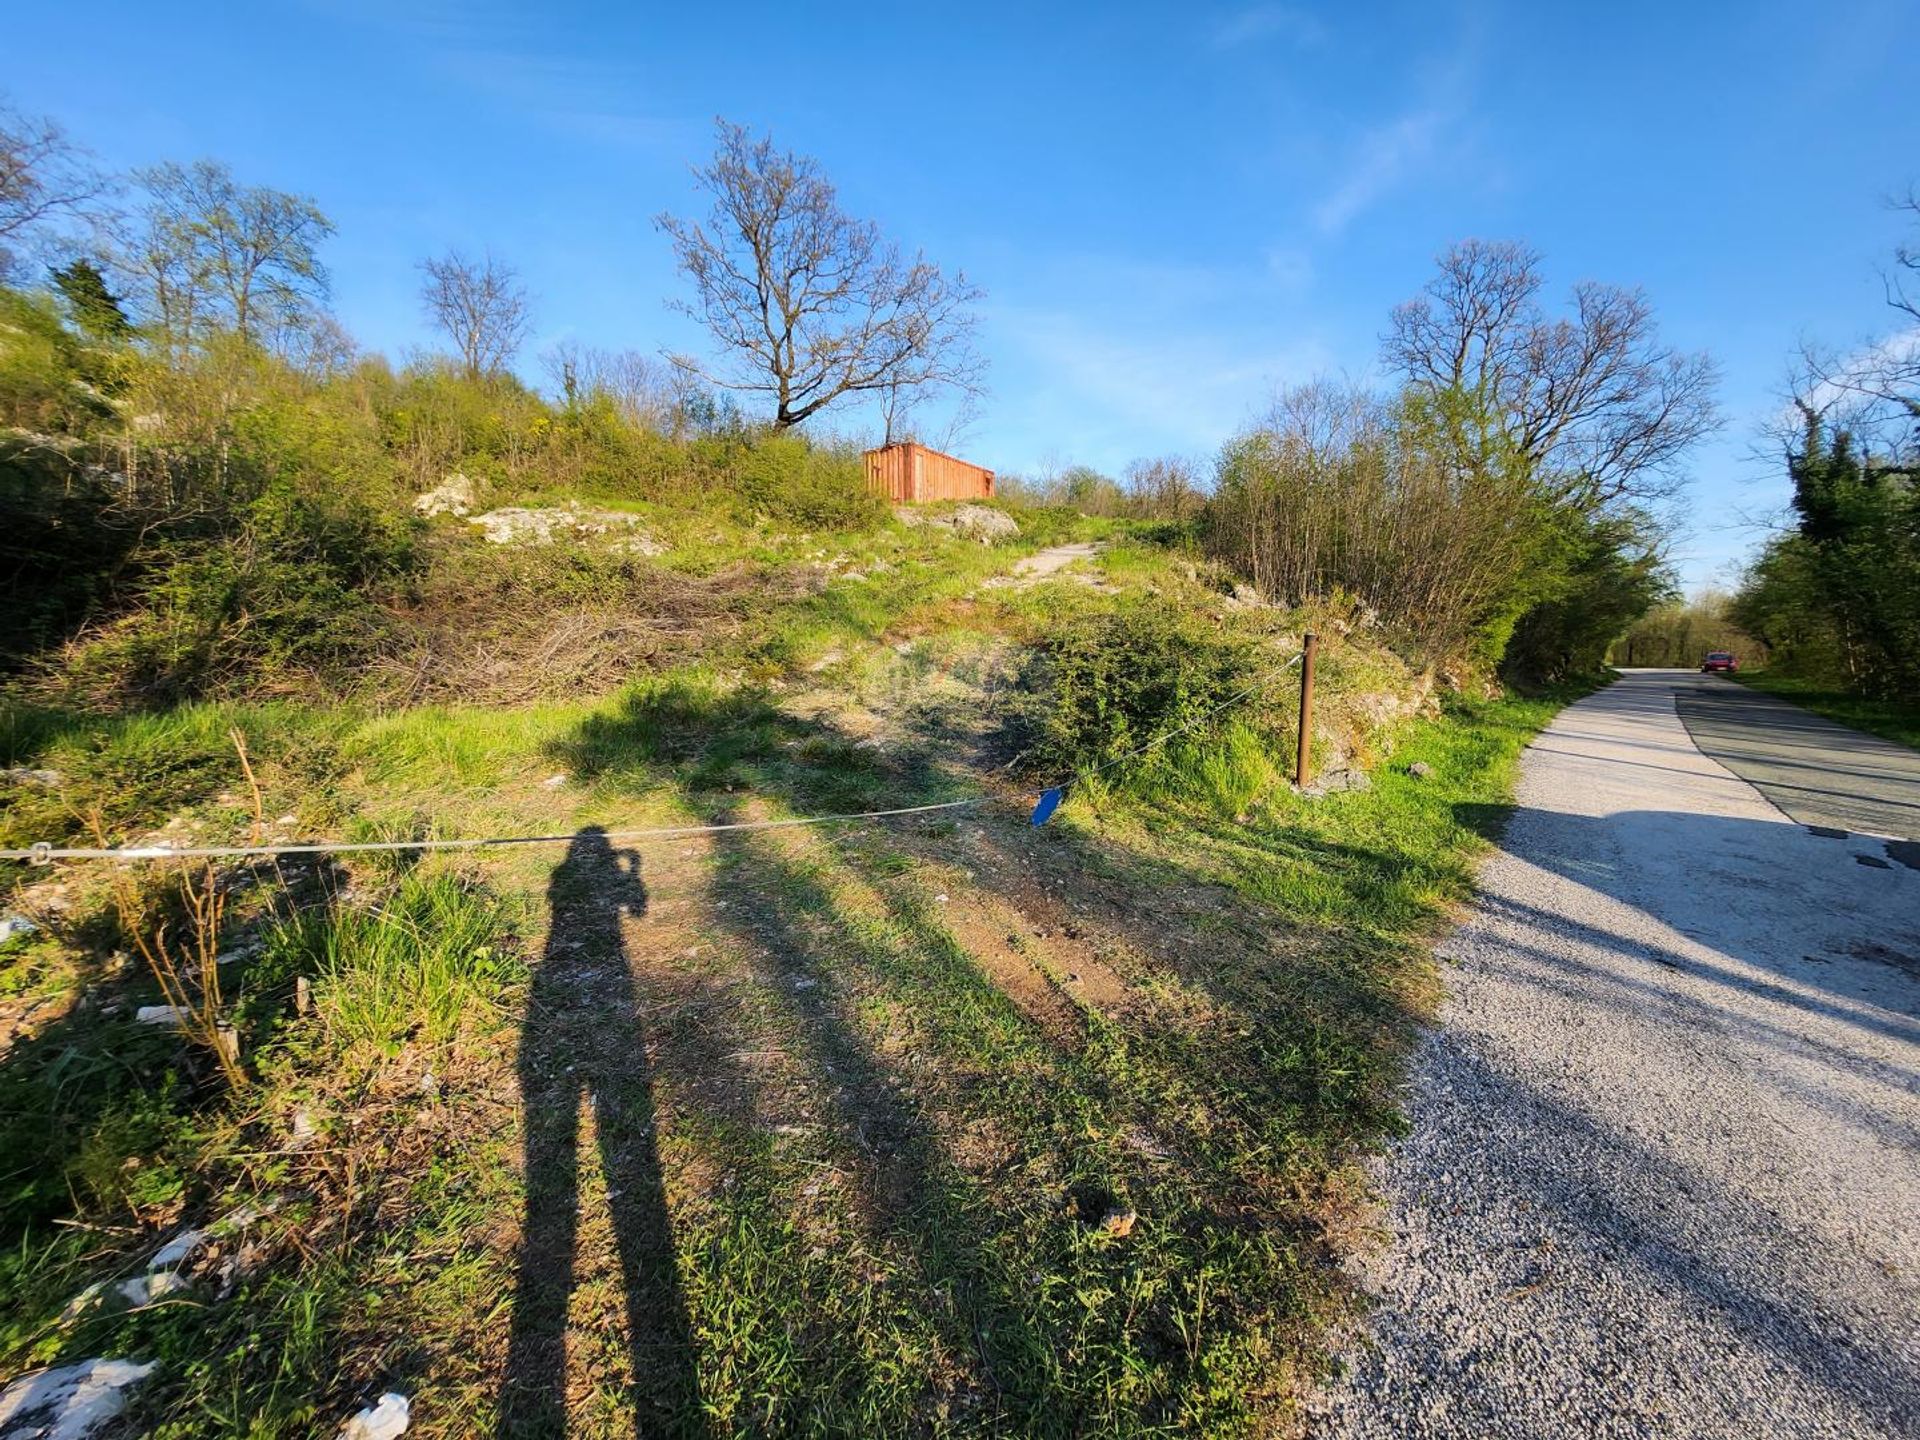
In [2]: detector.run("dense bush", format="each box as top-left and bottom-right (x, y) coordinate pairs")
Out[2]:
(1500, 512), (1672, 685)
(45, 485), (418, 706)
(1027, 600), (1269, 776)
(1205, 383), (1563, 671)
(728, 430), (880, 529)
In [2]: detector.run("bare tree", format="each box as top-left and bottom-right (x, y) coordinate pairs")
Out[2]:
(540, 339), (683, 429)
(1791, 191), (1920, 457)
(120, 160), (334, 350)
(420, 250), (532, 379)
(657, 120), (984, 428)
(1384, 240), (1719, 510)
(0, 101), (110, 275)
(1123, 456), (1205, 519)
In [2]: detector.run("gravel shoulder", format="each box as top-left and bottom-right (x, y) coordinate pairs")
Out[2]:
(1315, 669), (1920, 1439)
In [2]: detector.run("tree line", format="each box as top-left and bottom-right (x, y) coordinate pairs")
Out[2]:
(1729, 200), (1920, 702)
(4, 91), (1735, 701)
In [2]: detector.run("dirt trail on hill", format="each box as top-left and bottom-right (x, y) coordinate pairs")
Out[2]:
(980, 541), (1101, 589)
(1316, 670), (1920, 1439)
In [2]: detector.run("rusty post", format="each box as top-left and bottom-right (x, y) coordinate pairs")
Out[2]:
(1295, 632), (1318, 789)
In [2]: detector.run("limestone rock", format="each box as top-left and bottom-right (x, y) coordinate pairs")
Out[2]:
(413, 473), (477, 518)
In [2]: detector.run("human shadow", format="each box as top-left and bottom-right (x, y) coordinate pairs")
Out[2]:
(498, 827), (705, 1438)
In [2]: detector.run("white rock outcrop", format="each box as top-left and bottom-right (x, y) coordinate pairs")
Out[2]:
(413, 473), (477, 518)
(894, 503), (1019, 544)
(468, 504), (666, 554)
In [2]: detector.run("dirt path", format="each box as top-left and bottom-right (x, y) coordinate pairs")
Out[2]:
(1316, 670), (1920, 1438)
(980, 541), (1101, 589)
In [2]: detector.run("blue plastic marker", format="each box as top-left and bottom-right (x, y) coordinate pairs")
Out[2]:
(1030, 787), (1064, 827)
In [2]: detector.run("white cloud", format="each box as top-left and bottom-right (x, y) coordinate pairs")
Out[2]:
(1309, 108), (1448, 235)
(1797, 325), (1920, 416)
(986, 302), (1333, 472)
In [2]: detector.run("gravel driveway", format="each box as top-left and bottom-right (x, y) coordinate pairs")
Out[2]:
(1315, 669), (1920, 1439)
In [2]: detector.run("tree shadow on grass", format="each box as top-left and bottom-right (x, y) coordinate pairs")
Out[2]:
(498, 827), (706, 1439)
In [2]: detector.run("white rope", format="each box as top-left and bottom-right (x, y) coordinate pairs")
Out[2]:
(3, 799), (984, 865)
(4, 647), (1307, 866)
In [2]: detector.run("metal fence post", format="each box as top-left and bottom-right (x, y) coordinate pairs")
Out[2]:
(1295, 632), (1318, 788)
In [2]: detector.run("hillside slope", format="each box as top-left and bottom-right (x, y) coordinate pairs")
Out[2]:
(0, 513), (1569, 1436)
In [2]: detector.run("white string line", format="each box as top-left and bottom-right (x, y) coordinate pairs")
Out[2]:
(2, 799), (985, 865)
(4, 648), (1306, 865)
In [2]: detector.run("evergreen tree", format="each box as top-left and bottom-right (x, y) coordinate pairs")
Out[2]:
(50, 257), (132, 341)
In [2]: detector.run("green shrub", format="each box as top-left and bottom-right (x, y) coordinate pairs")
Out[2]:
(52, 485), (418, 705)
(1028, 601), (1274, 780)
(731, 432), (881, 530)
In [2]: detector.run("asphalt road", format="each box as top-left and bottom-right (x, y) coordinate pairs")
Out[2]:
(1315, 669), (1920, 1439)
(1675, 675), (1920, 844)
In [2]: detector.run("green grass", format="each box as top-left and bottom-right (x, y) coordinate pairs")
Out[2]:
(1734, 670), (1920, 752)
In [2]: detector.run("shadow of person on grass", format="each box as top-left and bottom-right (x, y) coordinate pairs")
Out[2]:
(498, 827), (705, 1438)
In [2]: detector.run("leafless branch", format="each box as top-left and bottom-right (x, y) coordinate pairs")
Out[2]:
(420, 250), (532, 379)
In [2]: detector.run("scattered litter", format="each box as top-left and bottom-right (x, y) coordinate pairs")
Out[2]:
(0, 1357), (155, 1439)
(0, 915), (39, 947)
(113, 1272), (192, 1309)
(134, 1005), (191, 1027)
(148, 1229), (207, 1272)
(290, 1107), (318, 1145)
(541, 773), (568, 789)
(210, 1196), (279, 1237)
(1121, 1127), (1172, 1162)
(418, 1071), (440, 1098)
(1101, 1208), (1139, 1239)
(337, 1391), (411, 1440)
(934, 893), (950, 903)
(1407, 761), (1434, 779)
(791, 977), (818, 991)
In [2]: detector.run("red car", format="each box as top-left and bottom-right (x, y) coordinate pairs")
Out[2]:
(1701, 651), (1739, 674)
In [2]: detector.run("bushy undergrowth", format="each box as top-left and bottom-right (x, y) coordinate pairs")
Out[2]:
(1, 285), (893, 706)
(290, 871), (522, 1055)
(1027, 600), (1274, 777)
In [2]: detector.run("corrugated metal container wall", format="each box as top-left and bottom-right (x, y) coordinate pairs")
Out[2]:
(863, 443), (995, 503)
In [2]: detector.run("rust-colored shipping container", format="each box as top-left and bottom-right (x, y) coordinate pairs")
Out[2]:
(863, 442), (996, 503)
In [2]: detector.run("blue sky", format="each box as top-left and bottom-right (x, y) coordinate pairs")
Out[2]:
(10, 0), (1918, 589)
